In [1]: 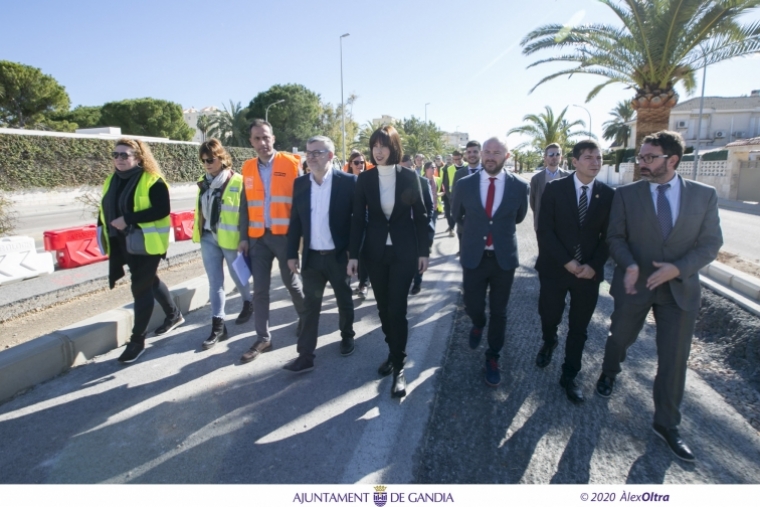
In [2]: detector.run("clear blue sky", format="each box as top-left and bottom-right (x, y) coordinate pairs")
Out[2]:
(4, 0), (760, 148)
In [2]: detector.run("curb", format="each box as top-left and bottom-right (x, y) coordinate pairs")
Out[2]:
(700, 261), (760, 317)
(0, 245), (202, 323)
(0, 267), (236, 403)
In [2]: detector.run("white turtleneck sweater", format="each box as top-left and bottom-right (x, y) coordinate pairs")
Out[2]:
(377, 164), (396, 245)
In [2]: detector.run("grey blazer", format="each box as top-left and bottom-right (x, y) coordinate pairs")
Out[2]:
(529, 167), (571, 231)
(607, 176), (723, 311)
(451, 170), (529, 271)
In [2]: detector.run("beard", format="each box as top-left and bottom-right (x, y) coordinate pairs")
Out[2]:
(483, 160), (505, 175)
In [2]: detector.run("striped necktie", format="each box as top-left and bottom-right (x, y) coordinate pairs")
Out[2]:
(574, 185), (588, 262)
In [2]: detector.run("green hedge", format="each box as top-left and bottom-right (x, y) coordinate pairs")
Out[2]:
(0, 133), (257, 191)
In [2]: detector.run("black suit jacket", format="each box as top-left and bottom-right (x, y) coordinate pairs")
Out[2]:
(349, 165), (430, 263)
(287, 168), (356, 267)
(535, 175), (615, 281)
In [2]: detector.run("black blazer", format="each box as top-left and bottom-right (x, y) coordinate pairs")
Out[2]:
(349, 165), (430, 263)
(535, 174), (615, 280)
(287, 168), (356, 267)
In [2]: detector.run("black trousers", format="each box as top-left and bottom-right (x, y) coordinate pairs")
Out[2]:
(358, 259), (369, 286)
(442, 195), (455, 230)
(462, 252), (516, 359)
(114, 235), (178, 343)
(364, 246), (418, 369)
(538, 273), (601, 378)
(298, 250), (355, 360)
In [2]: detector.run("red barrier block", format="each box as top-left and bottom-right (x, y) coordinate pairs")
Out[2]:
(44, 224), (99, 252)
(43, 225), (107, 269)
(171, 210), (195, 241)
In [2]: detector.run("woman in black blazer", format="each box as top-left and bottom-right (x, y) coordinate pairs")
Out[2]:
(347, 125), (430, 398)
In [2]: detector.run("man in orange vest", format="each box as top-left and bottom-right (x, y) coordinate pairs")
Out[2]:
(238, 119), (306, 364)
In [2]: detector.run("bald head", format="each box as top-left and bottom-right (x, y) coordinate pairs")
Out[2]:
(481, 137), (510, 175)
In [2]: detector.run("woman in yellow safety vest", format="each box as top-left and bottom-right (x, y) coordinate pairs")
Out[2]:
(98, 138), (183, 364)
(192, 138), (253, 350)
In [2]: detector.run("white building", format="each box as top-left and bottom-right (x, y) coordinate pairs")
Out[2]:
(371, 115), (397, 127)
(183, 106), (220, 143)
(442, 131), (469, 149)
(619, 90), (760, 151)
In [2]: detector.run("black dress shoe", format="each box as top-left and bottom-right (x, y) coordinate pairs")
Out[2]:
(340, 336), (355, 356)
(536, 341), (558, 368)
(559, 375), (585, 404)
(596, 372), (615, 398)
(283, 355), (314, 374)
(652, 424), (695, 462)
(391, 369), (406, 398)
(378, 355), (394, 377)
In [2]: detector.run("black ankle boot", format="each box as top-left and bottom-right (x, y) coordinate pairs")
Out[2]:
(391, 368), (406, 398)
(202, 317), (228, 350)
(378, 354), (394, 376)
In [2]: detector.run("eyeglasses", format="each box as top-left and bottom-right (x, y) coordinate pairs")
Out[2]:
(635, 154), (670, 164)
(111, 152), (133, 160)
(352, 160), (366, 166)
(305, 149), (329, 158)
(201, 157), (217, 165)
(545, 153), (561, 157)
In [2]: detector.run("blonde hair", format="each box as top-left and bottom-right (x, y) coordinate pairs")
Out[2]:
(199, 138), (233, 169)
(115, 138), (164, 178)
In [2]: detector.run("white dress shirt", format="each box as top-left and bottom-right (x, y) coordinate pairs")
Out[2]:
(649, 173), (681, 227)
(573, 173), (595, 207)
(479, 169), (506, 250)
(309, 169), (335, 250)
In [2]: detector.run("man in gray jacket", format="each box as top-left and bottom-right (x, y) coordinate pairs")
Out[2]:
(529, 143), (571, 232)
(452, 137), (529, 388)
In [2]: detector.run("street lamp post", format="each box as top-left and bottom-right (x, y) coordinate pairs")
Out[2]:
(692, 47), (708, 181)
(573, 104), (592, 137)
(340, 33), (350, 163)
(265, 99), (285, 123)
(425, 103), (430, 123)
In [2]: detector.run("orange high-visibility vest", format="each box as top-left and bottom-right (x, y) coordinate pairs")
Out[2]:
(242, 151), (300, 237)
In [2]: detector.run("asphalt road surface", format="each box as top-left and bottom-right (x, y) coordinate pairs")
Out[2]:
(1, 208), (759, 484)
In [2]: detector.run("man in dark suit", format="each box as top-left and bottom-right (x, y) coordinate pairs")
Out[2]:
(452, 137), (529, 387)
(534, 139), (615, 403)
(529, 143), (572, 232)
(597, 130), (722, 462)
(451, 140), (483, 196)
(441, 150), (466, 237)
(285, 136), (357, 373)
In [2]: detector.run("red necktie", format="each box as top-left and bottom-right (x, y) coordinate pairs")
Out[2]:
(485, 177), (495, 247)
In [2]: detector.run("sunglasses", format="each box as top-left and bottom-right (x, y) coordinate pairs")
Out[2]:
(352, 160), (366, 166)
(201, 157), (217, 164)
(545, 153), (561, 157)
(111, 152), (133, 160)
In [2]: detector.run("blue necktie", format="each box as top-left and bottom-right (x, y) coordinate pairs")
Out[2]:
(657, 184), (672, 239)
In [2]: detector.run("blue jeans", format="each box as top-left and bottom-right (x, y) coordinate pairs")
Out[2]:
(200, 231), (252, 318)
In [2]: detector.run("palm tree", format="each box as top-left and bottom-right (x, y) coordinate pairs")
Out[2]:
(208, 100), (250, 148)
(602, 100), (635, 148)
(521, 0), (760, 178)
(507, 105), (592, 155)
(195, 114), (213, 142)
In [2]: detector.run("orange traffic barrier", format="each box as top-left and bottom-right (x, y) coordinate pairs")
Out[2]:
(171, 210), (195, 241)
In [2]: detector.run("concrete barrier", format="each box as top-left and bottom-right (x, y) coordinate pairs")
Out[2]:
(0, 266), (236, 403)
(0, 236), (55, 285)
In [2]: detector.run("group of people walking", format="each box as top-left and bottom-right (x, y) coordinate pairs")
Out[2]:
(98, 120), (721, 463)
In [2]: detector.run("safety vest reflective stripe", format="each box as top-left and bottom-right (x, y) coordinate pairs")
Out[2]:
(142, 226), (172, 234)
(221, 204), (238, 213)
(218, 223), (238, 232)
(242, 152), (299, 238)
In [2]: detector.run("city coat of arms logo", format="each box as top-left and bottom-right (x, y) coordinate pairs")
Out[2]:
(373, 485), (388, 507)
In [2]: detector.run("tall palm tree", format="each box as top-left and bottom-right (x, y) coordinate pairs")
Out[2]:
(602, 100), (635, 148)
(195, 114), (212, 142)
(521, 0), (760, 178)
(507, 105), (592, 154)
(208, 100), (250, 148)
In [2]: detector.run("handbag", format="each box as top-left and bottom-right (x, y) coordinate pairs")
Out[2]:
(125, 225), (149, 255)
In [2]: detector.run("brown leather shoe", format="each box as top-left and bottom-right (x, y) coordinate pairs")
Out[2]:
(240, 339), (272, 364)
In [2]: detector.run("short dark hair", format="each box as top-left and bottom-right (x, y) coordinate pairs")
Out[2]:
(572, 139), (601, 160)
(423, 161), (435, 171)
(452, 150), (462, 157)
(465, 140), (481, 150)
(401, 154), (413, 163)
(199, 138), (233, 168)
(369, 125), (403, 165)
(248, 118), (273, 135)
(544, 143), (561, 155)
(642, 130), (685, 169)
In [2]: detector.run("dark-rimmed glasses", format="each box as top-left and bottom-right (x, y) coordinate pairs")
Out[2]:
(635, 154), (670, 164)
